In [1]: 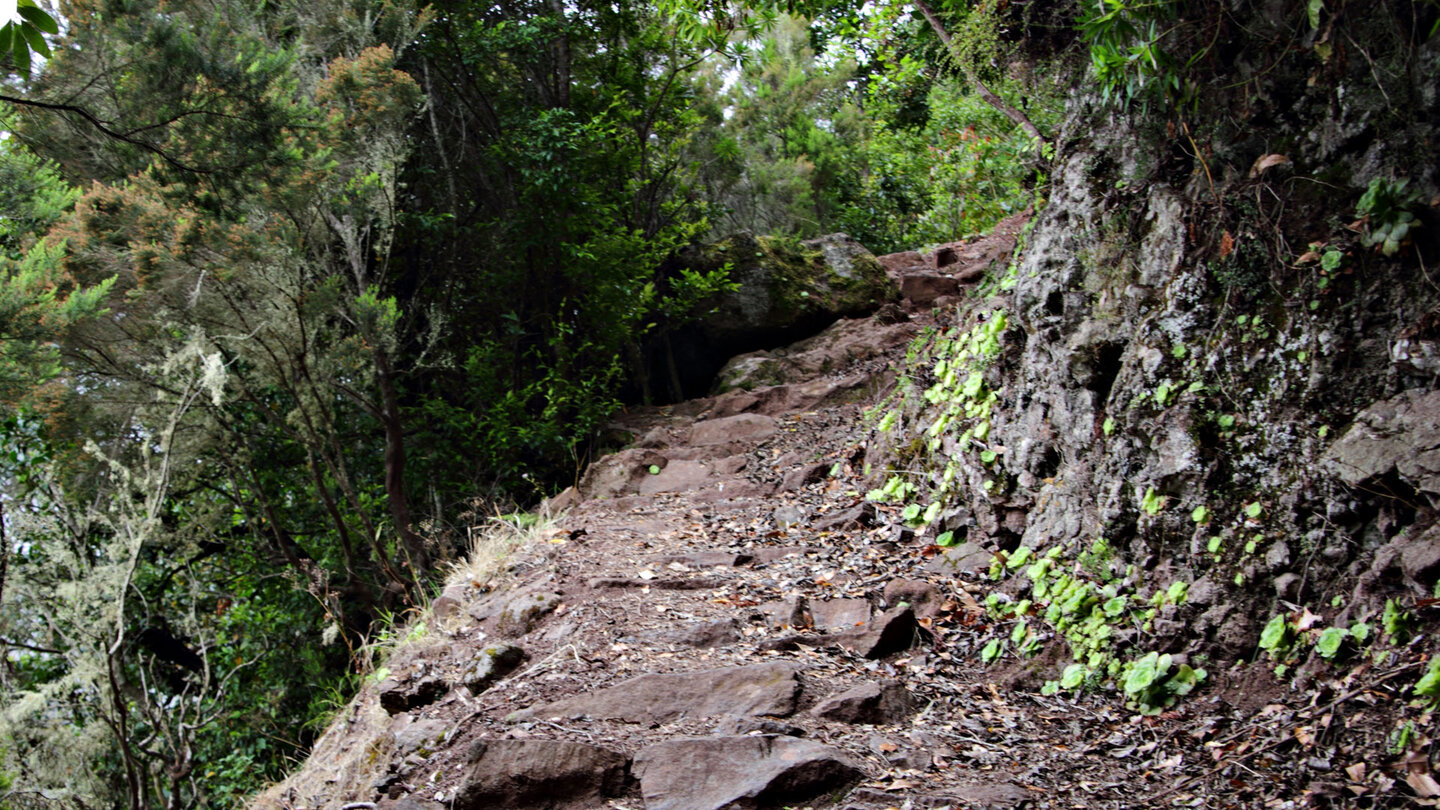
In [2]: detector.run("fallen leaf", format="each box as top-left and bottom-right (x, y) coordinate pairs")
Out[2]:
(1295, 607), (1323, 631)
(1408, 772), (1440, 798)
(1346, 762), (1366, 782)
(1249, 153), (1291, 177)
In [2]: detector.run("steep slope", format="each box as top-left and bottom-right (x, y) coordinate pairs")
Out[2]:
(257, 167), (1433, 807)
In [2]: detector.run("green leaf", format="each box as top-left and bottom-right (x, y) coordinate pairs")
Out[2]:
(935, 531), (958, 548)
(18, 4), (59, 35)
(1307, 0), (1323, 29)
(1006, 546), (1033, 570)
(0, 24), (13, 56)
(1166, 581), (1188, 604)
(647, 465), (660, 475)
(1124, 652), (1163, 696)
(13, 32), (31, 74)
(1315, 627), (1346, 660)
(1245, 501), (1263, 519)
(980, 638), (1003, 662)
(1191, 505), (1210, 524)
(1414, 658), (1440, 706)
(1259, 614), (1291, 654)
(18, 22), (49, 58)
(1141, 487), (1166, 515)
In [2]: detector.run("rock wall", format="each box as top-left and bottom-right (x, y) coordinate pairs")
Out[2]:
(867, 59), (1440, 669)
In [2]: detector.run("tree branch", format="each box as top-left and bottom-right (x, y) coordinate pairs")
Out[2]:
(0, 93), (213, 174)
(911, 0), (1048, 145)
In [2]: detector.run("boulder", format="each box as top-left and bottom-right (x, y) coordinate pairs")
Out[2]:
(781, 461), (832, 492)
(812, 680), (913, 725)
(513, 662), (801, 724)
(377, 673), (447, 716)
(899, 273), (961, 307)
(634, 735), (864, 810)
(882, 579), (945, 619)
(713, 317), (915, 394)
(925, 542), (996, 575)
(390, 716), (449, 756)
(577, 447), (669, 499)
(687, 232), (895, 345)
(451, 739), (629, 810)
(834, 606), (923, 659)
(1323, 388), (1440, 497)
(640, 459), (714, 495)
(496, 591), (562, 637)
(461, 643), (524, 695)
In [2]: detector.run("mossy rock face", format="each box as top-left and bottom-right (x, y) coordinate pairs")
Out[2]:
(688, 232), (895, 344)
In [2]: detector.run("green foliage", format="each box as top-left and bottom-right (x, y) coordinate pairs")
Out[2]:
(0, 1), (58, 75)
(691, 13), (1046, 253)
(1414, 658), (1440, 708)
(1259, 614), (1294, 658)
(1121, 651), (1206, 715)
(1077, 0), (1182, 108)
(1140, 486), (1166, 515)
(1356, 177), (1423, 256)
(1383, 598), (1412, 643)
(978, 536), (1210, 714)
(1314, 626), (1348, 660)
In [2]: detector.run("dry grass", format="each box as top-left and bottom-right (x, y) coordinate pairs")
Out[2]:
(444, 506), (562, 591)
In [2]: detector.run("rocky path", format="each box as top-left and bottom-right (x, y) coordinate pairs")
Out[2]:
(257, 216), (1392, 809)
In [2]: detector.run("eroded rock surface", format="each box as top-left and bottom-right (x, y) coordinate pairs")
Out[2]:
(634, 735), (864, 810)
(512, 662), (801, 724)
(452, 739), (629, 809)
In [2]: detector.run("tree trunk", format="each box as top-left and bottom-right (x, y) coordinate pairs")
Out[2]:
(374, 345), (428, 580)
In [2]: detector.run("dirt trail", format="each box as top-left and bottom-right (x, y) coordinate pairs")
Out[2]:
(257, 216), (1372, 810)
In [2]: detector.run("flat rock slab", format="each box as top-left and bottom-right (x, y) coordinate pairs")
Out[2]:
(514, 662), (801, 724)
(640, 459), (713, 494)
(652, 551), (754, 568)
(691, 414), (777, 446)
(653, 618), (743, 649)
(635, 735), (864, 810)
(452, 739), (628, 810)
(810, 598), (871, 630)
(925, 542), (996, 575)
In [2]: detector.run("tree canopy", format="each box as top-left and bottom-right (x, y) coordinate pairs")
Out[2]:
(8, 0), (1387, 805)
